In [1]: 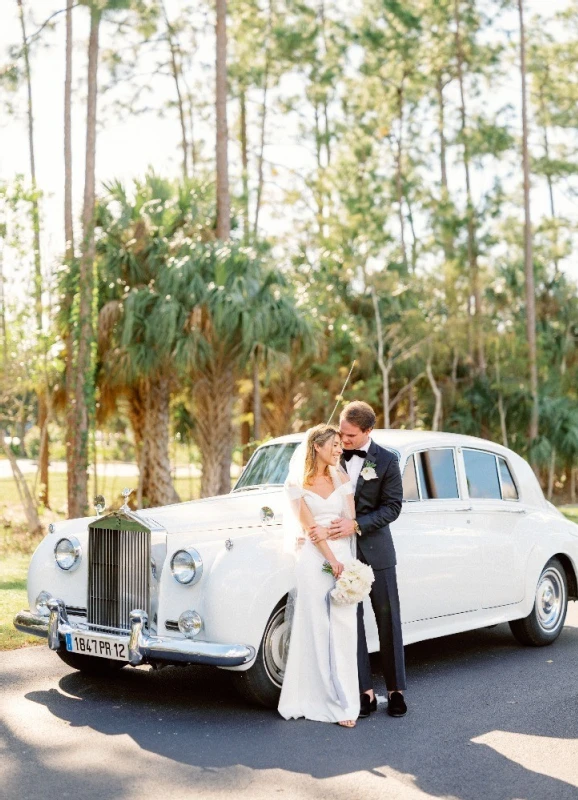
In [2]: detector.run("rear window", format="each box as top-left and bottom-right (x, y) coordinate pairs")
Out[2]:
(498, 457), (519, 500)
(402, 455), (419, 501)
(415, 449), (459, 499)
(464, 449), (501, 499)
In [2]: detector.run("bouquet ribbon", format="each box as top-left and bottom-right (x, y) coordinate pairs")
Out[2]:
(325, 589), (348, 709)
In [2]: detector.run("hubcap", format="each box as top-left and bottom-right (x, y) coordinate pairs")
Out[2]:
(536, 567), (566, 632)
(263, 606), (291, 686)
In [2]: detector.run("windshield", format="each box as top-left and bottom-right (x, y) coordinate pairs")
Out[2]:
(233, 443), (299, 491)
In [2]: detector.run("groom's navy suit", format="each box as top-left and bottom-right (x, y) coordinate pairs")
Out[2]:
(342, 439), (406, 693)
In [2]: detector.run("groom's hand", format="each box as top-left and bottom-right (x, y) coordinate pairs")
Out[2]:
(328, 518), (356, 539)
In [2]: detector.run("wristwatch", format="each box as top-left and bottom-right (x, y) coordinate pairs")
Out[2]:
(353, 521), (361, 536)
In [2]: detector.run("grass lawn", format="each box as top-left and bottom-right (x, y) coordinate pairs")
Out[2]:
(0, 552), (42, 651)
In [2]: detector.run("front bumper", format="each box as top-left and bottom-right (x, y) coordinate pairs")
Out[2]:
(13, 602), (255, 668)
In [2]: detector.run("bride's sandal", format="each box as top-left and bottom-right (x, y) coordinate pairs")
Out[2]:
(338, 720), (356, 728)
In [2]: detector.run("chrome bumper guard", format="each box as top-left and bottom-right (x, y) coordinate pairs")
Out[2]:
(13, 601), (255, 668)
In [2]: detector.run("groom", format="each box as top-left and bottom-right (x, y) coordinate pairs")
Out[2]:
(328, 400), (407, 718)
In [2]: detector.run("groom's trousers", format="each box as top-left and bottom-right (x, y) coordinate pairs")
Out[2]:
(357, 555), (407, 693)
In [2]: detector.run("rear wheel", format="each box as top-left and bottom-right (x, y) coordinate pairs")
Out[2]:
(509, 558), (568, 646)
(232, 598), (290, 708)
(56, 649), (126, 675)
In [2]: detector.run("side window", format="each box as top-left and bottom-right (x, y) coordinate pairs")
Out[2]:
(464, 449), (501, 499)
(415, 449), (459, 499)
(402, 455), (419, 501)
(498, 457), (519, 500)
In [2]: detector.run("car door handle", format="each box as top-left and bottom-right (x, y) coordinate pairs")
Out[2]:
(503, 508), (526, 514)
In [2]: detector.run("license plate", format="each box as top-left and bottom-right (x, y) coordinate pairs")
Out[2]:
(65, 631), (129, 661)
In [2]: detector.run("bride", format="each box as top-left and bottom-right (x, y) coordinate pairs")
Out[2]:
(278, 424), (360, 727)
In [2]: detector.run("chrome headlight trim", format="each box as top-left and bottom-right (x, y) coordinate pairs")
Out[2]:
(54, 536), (82, 571)
(170, 547), (203, 585)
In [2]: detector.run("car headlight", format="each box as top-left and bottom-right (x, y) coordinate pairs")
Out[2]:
(54, 537), (82, 571)
(35, 590), (52, 617)
(178, 610), (203, 638)
(171, 548), (203, 585)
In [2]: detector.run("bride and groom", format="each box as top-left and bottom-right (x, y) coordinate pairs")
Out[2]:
(278, 400), (407, 727)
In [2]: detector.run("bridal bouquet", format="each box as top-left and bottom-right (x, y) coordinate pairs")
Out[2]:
(322, 559), (375, 605)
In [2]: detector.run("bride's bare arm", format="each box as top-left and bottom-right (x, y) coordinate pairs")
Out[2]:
(298, 499), (343, 577)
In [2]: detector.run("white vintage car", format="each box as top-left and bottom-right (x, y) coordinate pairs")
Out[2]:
(14, 430), (578, 707)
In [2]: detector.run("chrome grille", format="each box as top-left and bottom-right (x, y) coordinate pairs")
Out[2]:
(88, 526), (150, 633)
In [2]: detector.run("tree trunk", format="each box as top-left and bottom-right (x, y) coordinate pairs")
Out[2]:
(127, 382), (149, 508)
(17, 0), (42, 331)
(37, 391), (50, 508)
(371, 288), (390, 427)
(69, 5), (100, 518)
(194, 365), (235, 497)
(253, 66), (270, 237)
(240, 88), (250, 242)
(215, 0), (230, 239)
(547, 448), (556, 501)
(142, 374), (180, 507)
(394, 84), (407, 271)
(571, 466), (576, 505)
(0, 243), (7, 362)
(409, 382), (415, 429)
(454, 0), (484, 376)
(162, 0), (189, 180)
(64, 0), (75, 515)
(64, 0), (74, 258)
(426, 356), (442, 431)
(437, 74), (448, 192)
(254, 0), (272, 239)
(253, 348), (261, 442)
(518, 0), (539, 443)
(0, 437), (42, 535)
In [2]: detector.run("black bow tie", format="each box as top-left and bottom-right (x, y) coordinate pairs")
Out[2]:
(342, 449), (368, 462)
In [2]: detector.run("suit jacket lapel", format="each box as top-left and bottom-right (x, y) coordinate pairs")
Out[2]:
(354, 439), (378, 503)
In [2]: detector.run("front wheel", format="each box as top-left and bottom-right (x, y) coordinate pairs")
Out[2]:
(509, 558), (568, 646)
(56, 649), (126, 675)
(232, 597), (290, 708)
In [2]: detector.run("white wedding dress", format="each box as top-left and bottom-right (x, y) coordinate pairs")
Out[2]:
(278, 482), (360, 723)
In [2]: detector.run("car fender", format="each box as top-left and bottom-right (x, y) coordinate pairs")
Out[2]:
(518, 517), (578, 618)
(200, 529), (294, 655)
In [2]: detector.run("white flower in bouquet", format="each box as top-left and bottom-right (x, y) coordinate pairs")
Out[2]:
(322, 559), (375, 605)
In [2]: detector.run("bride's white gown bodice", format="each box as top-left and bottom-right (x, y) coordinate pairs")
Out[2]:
(278, 481), (360, 723)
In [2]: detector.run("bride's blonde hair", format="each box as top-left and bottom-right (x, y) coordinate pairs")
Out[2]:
(303, 424), (340, 487)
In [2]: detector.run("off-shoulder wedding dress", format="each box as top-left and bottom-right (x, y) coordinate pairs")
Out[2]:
(278, 481), (360, 723)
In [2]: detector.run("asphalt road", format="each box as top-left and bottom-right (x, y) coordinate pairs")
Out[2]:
(2, 607), (578, 800)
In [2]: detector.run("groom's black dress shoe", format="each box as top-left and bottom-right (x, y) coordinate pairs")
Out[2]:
(359, 693), (377, 718)
(387, 691), (407, 717)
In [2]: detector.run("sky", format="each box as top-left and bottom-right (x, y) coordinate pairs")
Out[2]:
(0, 0), (575, 305)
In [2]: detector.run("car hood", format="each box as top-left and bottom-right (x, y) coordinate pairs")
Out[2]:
(140, 486), (285, 536)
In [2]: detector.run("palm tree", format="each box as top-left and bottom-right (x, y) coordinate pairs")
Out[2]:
(94, 174), (215, 506)
(173, 244), (312, 496)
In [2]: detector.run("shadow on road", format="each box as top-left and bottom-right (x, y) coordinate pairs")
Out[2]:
(24, 622), (578, 799)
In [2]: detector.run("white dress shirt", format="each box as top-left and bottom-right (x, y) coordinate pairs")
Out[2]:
(344, 438), (371, 491)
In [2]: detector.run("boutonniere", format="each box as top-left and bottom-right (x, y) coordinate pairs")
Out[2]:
(360, 461), (378, 481)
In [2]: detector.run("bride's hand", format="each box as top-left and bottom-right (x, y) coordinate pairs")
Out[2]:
(309, 525), (328, 544)
(330, 560), (345, 579)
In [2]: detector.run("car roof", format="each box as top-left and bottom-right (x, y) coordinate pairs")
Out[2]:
(262, 429), (511, 455)
(258, 429), (546, 507)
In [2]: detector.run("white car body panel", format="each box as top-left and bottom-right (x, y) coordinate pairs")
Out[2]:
(24, 430), (578, 668)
